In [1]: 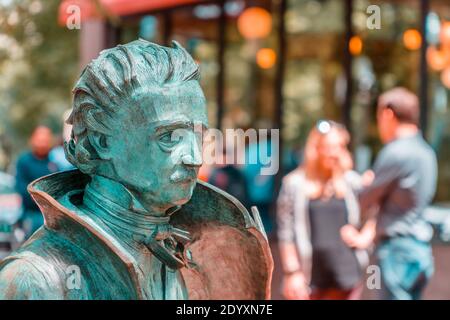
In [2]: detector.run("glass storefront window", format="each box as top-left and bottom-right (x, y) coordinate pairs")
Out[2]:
(283, 0), (345, 149)
(223, 2), (276, 130)
(350, 0), (421, 171)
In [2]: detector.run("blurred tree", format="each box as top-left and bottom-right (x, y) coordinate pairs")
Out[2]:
(0, 0), (79, 157)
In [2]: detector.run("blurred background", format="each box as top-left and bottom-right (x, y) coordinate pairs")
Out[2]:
(0, 0), (450, 299)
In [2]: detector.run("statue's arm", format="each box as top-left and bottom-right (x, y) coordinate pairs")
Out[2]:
(0, 257), (65, 300)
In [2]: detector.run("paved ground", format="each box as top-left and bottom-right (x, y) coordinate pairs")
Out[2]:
(423, 243), (450, 299)
(269, 236), (450, 300)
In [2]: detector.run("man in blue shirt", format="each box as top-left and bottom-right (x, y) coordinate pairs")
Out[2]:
(16, 126), (59, 237)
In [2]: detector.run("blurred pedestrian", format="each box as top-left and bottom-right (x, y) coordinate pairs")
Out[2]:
(16, 126), (59, 238)
(208, 143), (250, 209)
(0, 133), (12, 172)
(242, 133), (275, 233)
(353, 87), (438, 300)
(209, 164), (249, 209)
(49, 110), (74, 171)
(277, 121), (374, 300)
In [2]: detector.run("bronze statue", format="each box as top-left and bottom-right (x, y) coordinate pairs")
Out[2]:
(0, 40), (272, 299)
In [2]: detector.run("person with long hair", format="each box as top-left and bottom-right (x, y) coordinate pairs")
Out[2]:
(277, 120), (375, 300)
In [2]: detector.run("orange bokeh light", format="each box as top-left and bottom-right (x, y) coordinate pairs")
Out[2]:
(403, 29), (422, 50)
(237, 7), (272, 40)
(256, 48), (276, 69)
(349, 36), (363, 56)
(440, 21), (450, 46)
(427, 20), (450, 88)
(427, 46), (449, 71)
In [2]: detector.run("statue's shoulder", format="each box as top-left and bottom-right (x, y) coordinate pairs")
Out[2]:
(0, 226), (84, 300)
(0, 248), (65, 299)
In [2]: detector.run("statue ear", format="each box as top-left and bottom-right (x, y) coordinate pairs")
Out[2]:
(88, 132), (111, 160)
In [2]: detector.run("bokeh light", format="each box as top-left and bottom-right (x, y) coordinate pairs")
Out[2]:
(349, 36), (363, 56)
(440, 67), (450, 88)
(256, 48), (276, 69)
(237, 7), (272, 40)
(403, 29), (422, 51)
(440, 21), (450, 46)
(427, 46), (448, 71)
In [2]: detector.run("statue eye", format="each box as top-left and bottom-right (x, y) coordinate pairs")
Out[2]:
(159, 130), (182, 147)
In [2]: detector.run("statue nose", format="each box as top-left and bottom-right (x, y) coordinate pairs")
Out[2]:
(179, 130), (203, 167)
(181, 153), (202, 167)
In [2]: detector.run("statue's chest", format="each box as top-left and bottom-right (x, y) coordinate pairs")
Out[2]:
(134, 252), (188, 300)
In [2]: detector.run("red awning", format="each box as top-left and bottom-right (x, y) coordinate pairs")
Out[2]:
(58, 0), (205, 26)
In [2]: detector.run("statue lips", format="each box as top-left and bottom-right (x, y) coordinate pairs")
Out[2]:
(175, 177), (197, 189)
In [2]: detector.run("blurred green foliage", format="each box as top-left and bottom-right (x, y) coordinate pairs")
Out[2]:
(0, 0), (79, 158)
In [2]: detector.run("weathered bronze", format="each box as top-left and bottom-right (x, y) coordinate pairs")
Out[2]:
(0, 40), (272, 299)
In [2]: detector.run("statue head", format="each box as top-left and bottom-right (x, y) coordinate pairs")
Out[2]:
(65, 40), (208, 213)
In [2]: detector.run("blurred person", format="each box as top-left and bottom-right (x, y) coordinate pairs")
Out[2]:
(0, 133), (12, 172)
(345, 87), (438, 300)
(242, 131), (275, 234)
(277, 120), (375, 300)
(0, 171), (24, 259)
(49, 110), (75, 171)
(15, 126), (59, 238)
(209, 147), (250, 209)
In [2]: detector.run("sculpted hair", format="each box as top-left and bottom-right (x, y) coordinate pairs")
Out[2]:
(64, 39), (200, 175)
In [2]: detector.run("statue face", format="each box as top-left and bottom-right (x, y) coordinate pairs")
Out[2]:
(106, 81), (208, 213)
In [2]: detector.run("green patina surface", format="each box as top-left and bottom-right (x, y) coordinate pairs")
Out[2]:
(0, 40), (271, 300)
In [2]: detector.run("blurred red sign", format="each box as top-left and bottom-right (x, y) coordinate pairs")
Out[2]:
(58, 0), (205, 26)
